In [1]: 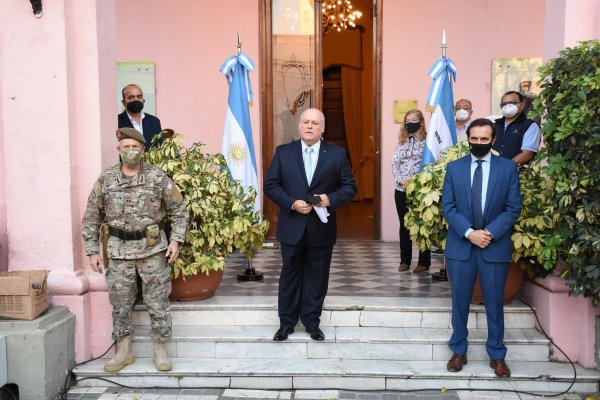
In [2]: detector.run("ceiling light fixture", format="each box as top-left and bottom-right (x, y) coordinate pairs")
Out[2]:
(321, 0), (362, 34)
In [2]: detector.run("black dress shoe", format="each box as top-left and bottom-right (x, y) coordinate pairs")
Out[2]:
(305, 327), (325, 341)
(273, 326), (294, 341)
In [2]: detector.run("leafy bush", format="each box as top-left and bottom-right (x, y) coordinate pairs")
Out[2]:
(144, 134), (269, 279)
(531, 40), (600, 304)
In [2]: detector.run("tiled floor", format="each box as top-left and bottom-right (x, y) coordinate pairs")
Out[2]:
(218, 241), (450, 298)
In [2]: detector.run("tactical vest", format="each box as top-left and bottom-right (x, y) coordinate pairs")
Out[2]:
(492, 113), (536, 160)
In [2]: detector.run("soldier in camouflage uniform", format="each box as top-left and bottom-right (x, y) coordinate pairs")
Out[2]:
(82, 127), (189, 372)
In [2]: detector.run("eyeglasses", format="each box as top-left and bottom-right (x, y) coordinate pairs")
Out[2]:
(500, 101), (521, 107)
(456, 107), (471, 110)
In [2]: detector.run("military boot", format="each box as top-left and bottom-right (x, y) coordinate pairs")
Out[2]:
(104, 335), (135, 372)
(153, 341), (172, 371)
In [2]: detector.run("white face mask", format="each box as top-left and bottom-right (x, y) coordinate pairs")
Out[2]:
(501, 103), (519, 118)
(455, 109), (470, 121)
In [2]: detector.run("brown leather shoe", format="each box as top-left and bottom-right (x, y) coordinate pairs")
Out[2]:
(398, 263), (410, 272)
(413, 265), (430, 273)
(446, 353), (467, 372)
(490, 359), (511, 377)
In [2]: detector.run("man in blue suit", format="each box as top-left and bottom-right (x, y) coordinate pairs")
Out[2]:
(118, 84), (162, 151)
(442, 118), (522, 378)
(264, 108), (357, 342)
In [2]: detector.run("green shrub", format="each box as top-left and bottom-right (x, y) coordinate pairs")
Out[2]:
(144, 133), (269, 279)
(531, 40), (600, 304)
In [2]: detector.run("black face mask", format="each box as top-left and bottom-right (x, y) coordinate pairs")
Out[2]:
(126, 100), (144, 114)
(405, 122), (421, 134)
(469, 142), (493, 158)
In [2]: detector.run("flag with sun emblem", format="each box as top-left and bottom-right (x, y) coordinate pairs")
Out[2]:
(220, 52), (260, 212)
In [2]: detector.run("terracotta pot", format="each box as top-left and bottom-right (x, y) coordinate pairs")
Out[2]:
(471, 261), (524, 305)
(169, 270), (224, 302)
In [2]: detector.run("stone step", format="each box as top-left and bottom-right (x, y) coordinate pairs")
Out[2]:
(73, 358), (600, 393)
(133, 296), (537, 329)
(130, 325), (550, 362)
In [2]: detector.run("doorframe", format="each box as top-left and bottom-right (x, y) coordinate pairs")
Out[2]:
(372, 0), (382, 239)
(259, 0), (382, 239)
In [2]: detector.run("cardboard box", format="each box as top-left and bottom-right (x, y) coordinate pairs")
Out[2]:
(0, 270), (48, 320)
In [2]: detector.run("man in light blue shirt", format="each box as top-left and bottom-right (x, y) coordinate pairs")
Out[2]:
(443, 118), (522, 378)
(492, 91), (541, 165)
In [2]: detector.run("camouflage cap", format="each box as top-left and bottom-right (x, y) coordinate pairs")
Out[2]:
(116, 127), (146, 145)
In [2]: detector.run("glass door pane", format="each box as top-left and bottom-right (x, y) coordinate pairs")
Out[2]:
(272, 0), (316, 146)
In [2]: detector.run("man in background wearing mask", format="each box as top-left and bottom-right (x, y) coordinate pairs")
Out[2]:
(492, 91), (541, 165)
(118, 84), (162, 151)
(442, 118), (521, 378)
(82, 127), (189, 373)
(455, 98), (473, 142)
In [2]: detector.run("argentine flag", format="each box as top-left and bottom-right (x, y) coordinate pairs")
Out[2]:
(421, 57), (457, 168)
(220, 52), (261, 212)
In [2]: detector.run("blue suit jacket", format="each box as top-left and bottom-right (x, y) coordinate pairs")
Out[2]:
(442, 154), (521, 262)
(118, 111), (162, 150)
(264, 140), (357, 246)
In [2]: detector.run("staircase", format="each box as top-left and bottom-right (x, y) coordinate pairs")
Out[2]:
(73, 295), (600, 394)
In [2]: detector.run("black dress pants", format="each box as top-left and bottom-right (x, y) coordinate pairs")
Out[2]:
(394, 189), (431, 266)
(278, 231), (334, 329)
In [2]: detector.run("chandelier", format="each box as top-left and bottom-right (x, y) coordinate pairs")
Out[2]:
(321, 0), (362, 34)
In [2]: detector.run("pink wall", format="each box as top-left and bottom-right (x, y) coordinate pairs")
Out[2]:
(524, 277), (600, 368)
(115, 0), (261, 160)
(0, 0), (115, 273)
(0, 77), (6, 271)
(0, 0), (77, 271)
(543, 0), (600, 60)
(380, 0), (546, 240)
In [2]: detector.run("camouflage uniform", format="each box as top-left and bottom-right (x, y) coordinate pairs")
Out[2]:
(82, 162), (189, 342)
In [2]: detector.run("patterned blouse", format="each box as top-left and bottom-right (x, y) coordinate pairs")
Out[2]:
(391, 136), (426, 192)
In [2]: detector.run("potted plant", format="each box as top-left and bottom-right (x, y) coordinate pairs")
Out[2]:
(530, 40), (600, 305)
(144, 133), (269, 301)
(404, 141), (559, 303)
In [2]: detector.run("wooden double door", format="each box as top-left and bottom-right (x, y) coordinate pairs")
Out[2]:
(259, 0), (382, 240)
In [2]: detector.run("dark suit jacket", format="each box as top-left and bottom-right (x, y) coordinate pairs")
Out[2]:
(442, 154), (521, 263)
(264, 140), (357, 246)
(118, 111), (162, 150)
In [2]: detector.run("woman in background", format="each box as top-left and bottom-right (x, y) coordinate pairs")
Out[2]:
(392, 109), (431, 273)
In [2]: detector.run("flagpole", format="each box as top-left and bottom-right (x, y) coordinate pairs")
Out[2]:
(231, 31), (265, 282)
(431, 28), (449, 283)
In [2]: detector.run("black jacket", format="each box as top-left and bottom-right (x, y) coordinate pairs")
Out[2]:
(118, 111), (162, 151)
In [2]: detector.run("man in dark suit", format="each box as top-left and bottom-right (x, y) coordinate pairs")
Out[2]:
(264, 108), (357, 342)
(118, 84), (162, 151)
(442, 118), (522, 378)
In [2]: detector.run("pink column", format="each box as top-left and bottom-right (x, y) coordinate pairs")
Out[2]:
(543, 0), (600, 60)
(0, 0), (116, 361)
